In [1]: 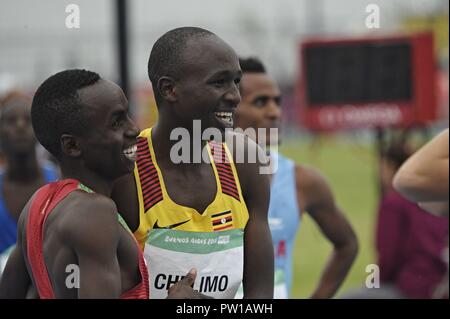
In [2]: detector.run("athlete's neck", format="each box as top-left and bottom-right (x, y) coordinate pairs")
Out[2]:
(4, 151), (41, 182)
(152, 120), (210, 166)
(60, 165), (113, 196)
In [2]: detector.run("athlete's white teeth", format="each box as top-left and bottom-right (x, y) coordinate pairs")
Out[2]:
(123, 145), (137, 161)
(215, 112), (233, 125)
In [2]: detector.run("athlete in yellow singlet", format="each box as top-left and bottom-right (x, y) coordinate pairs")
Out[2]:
(112, 27), (274, 299)
(133, 128), (249, 244)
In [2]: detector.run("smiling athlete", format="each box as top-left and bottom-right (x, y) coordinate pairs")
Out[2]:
(112, 27), (274, 299)
(0, 69), (151, 299)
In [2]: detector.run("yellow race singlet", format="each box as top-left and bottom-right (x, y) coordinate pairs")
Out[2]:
(133, 128), (249, 298)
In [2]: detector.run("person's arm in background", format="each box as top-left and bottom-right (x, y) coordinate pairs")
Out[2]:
(297, 166), (358, 299)
(394, 129), (449, 203)
(0, 202), (32, 298)
(418, 201), (449, 217)
(0, 246), (31, 298)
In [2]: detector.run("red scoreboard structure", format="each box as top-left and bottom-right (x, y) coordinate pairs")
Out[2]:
(297, 32), (437, 131)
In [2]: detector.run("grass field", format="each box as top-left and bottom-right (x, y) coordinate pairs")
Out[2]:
(278, 134), (379, 298)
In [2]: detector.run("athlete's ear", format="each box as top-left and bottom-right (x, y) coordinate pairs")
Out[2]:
(157, 76), (177, 103)
(60, 134), (82, 157)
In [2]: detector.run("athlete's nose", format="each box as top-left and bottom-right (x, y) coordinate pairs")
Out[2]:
(224, 83), (241, 107)
(125, 115), (140, 138)
(265, 99), (281, 121)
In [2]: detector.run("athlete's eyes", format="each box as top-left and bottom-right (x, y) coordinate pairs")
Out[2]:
(213, 79), (226, 87)
(253, 97), (268, 108)
(112, 120), (121, 129)
(252, 97), (281, 108)
(111, 114), (125, 129)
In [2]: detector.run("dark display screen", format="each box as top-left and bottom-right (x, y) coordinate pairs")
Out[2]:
(304, 42), (412, 106)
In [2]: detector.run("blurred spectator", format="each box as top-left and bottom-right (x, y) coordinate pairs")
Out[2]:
(342, 136), (448, 299)
(376, 140), (448, 298)
(0, 91), (59, 276)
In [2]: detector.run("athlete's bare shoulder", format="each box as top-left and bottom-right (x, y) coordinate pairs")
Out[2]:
(48, 191), (125, 298)
(224, 130), (268, 169)
(52, 191), (121, 249)
(224, 130), (263, 158)
(16, 194), (36, 246)
(224, 130), (269, 193)
(295, 165), (333, 197)
(295, 164), (338, 214)
(17, 188), (45, 239)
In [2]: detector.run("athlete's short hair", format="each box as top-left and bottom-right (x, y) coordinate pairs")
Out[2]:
(239, 57), (266, 74)
(238, 57), (267, 94)
(31, 69), (100, 158)
(148, 27), (216, 104)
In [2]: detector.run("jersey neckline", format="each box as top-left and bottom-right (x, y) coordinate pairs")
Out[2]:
(147, 127), (222, 216)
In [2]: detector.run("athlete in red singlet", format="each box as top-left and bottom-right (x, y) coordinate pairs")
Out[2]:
(25, 179), (149, 299)
(0, 69), (202, 299)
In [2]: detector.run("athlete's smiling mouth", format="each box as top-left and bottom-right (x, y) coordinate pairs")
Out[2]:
(214, 111), (233, 126)
(123, 144), (137, 161)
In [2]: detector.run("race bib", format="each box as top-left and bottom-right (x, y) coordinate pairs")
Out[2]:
(144, 228), (244, 299)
